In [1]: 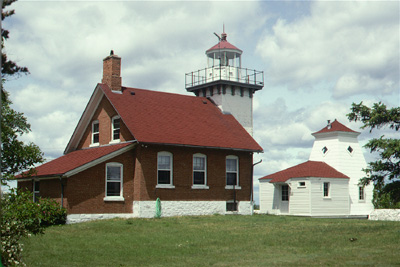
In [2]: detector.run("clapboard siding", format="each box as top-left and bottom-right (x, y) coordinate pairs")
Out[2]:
(310, 178), (349, 216)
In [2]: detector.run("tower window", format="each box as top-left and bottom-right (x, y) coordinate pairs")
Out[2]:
(322, 146), (328, 154)
(347, 146), (354, 153)
(359, 186), (365, 200)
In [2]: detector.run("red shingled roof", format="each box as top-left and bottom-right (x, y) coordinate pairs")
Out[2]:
(207, 40), (242, 53)
(101, 84), (262, 152)
(313, 119), (358, 135)
(259, 161), (349, 183)
(19, 142), (134, 178)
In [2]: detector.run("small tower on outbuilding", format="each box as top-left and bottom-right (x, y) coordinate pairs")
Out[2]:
(309, 119), (374, 216)
(185, 30), (264, 136)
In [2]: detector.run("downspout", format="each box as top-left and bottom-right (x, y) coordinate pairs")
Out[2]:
(59, 176), (64, 208)
(251, 158), (262, 214)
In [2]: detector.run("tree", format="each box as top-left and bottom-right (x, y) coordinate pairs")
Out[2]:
(2, 0), (29, 78)
(347, 102), (400, 208)
(1, 0), (44, 184)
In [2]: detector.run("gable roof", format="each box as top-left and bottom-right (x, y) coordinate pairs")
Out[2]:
(312, 119), (358, 135)
(19, 142), (135, 179)
(259, 160), (349, 183)
(66, 84), (262, 153)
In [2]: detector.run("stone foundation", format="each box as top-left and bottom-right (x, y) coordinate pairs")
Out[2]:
(67, 200), (253, 223)
(369, 209), (400, 221)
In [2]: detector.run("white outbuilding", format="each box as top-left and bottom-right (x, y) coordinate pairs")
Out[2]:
(259, 120), (374, 217)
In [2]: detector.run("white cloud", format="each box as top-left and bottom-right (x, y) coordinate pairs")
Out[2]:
(256, 1), (399, 98)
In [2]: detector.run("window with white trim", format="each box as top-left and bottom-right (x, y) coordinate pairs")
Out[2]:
(226, 155), (239, 187)
(359, 186), (365, 200)
(112, 116), (121, 141)
(33, 181), (40, 202)
(282, 184), (289, 201)
(193, 153), (207, 186)
(157, 152), (173, 186)
(92, 120), (99, 145)
(105, 163), (123, 198)
(323, 182), (330, 197)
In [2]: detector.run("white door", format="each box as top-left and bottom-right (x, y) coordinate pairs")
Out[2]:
(280, 184), (289, 214)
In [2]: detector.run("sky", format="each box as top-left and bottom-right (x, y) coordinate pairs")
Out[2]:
(2, 0), (399, 204)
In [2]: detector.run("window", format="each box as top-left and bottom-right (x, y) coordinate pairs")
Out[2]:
(33, 181), (40, 202)
(92, 121), (99, 145)
(226, 201), (238, 212)
(105, 163), (123, 200)
(157, 152), (173, 187)
(323, 182), (330, 197)
(282, 184), (289, 201)
(193, 154), (207, 187)
(298, 181), (306, 187)
(226, 155), (239, 187)
(359, 186), (365, 200)
(112, 116), (121, 141)
(347, 146), (354, 155)
(322, 146), (328, 154)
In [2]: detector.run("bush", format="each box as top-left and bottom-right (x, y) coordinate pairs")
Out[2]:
(1, 189), (67, 266)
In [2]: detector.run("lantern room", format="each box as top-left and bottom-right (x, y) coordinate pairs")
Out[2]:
(206, 32), (242, 68)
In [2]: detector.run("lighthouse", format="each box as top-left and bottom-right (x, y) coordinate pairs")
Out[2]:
(185, 30), (264, 136)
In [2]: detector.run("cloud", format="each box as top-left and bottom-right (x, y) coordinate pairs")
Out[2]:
(256, 1), (399, 98)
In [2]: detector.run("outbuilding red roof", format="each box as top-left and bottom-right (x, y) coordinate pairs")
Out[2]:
(259, 161), (349, 183)
(101, 84), (262, 152)
(19, 142), (134, 178)
(313, 119), (358, 135)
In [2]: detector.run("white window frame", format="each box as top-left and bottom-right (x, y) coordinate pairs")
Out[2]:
(298, 181), (306, 188)
(104, 162), (124, 201)
(33, 180), (40, 202)
(359, 186), (365, 201)
(156, 151), (175, 189)
(281, 184), (289, 201)
(323, 182), (330, 198)
(90, 120), (100, 147)
(225, 155), (241, 189)
(110, 116), (121, 143)
(192, 153), (209, 189)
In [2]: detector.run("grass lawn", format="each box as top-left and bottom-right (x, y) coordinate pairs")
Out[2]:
(22, 215), (400, 266)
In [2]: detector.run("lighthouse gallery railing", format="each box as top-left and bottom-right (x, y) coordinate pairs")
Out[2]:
(185, 66), (264, 89)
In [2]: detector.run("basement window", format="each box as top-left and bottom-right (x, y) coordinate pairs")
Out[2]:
(226, 201), (238, 212)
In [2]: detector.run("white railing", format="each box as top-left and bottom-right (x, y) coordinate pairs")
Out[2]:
(186, 66), (264, 89)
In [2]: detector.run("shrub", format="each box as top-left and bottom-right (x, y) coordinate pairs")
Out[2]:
(1, 189), (67, 266)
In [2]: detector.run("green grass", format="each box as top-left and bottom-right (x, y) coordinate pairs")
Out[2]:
(22, 215), (400, 266)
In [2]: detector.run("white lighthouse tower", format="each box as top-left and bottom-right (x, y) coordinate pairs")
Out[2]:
(185, 30), (264, 136)
(309, 119), (374, 215)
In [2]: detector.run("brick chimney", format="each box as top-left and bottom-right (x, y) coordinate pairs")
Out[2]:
(102, 50), (122, 91)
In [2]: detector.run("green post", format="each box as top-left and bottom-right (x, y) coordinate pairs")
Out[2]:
(155, 198), (161, 218)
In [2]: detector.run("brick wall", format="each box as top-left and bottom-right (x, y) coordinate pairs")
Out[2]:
(64, 150), (135, 214)
(135, 144), (253, 202)
(19, 144), (253, 215)
(78, 96), (134, 149)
